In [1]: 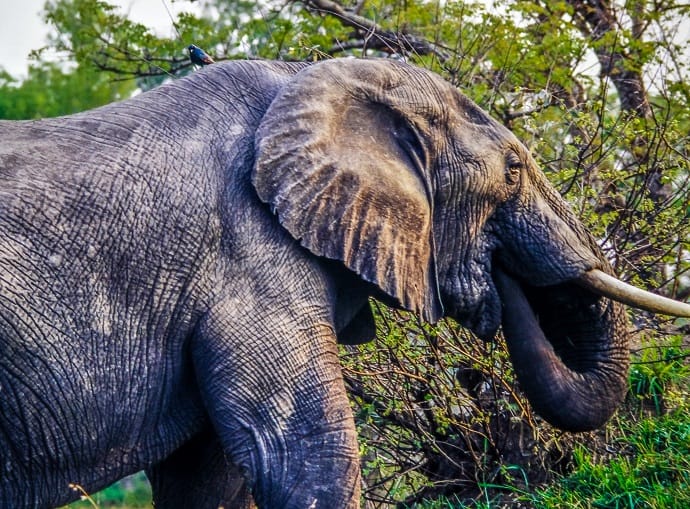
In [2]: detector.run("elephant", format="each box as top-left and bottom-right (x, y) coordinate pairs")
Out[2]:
(1, 58), (688, 509)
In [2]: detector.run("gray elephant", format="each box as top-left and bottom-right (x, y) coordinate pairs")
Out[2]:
(1, 58), (688, 509)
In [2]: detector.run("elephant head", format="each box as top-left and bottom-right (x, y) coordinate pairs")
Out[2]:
(252, 59), (690, 432)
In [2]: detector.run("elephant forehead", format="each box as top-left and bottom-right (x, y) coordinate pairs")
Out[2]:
(301, 59), (449, 116)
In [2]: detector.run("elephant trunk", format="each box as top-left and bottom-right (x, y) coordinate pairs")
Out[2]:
(493, 268), (630, 431)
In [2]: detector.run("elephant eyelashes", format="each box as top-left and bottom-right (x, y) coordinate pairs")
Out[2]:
(505, 154), (522, 186)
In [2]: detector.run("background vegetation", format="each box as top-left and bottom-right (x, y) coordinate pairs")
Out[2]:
(2, 0), (688, 507)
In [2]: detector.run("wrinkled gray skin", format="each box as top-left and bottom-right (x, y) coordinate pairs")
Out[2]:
(0, 59), (629, 508)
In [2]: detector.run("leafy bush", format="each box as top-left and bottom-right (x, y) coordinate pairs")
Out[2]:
(341, 305), (573, 506)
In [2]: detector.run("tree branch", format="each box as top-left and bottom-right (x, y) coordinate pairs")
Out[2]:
(566, 0), (653, 118)
(297, 0), (450, 61)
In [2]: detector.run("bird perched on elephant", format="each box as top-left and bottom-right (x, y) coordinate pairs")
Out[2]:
(1, 58), (689, 509)
(188, 44), (215, 66)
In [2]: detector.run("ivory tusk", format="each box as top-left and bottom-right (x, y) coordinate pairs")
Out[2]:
(578, 269), (690, 317)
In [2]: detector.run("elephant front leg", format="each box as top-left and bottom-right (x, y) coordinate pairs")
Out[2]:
(193, 303), (361, 509)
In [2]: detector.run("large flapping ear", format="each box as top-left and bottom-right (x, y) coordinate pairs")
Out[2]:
(253, 59), (443, 322)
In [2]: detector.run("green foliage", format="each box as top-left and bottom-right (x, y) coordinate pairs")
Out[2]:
(43, 0), (194, 86)
(59, 473), (151, 509)
(409, 339), (690, 508)
(0, 62), (134, 119)
(629, 336), (690, 415)
(531, 433), (690, 509)
(341, 305), (570, 506)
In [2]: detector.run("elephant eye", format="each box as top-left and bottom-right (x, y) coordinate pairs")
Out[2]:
(505, 154), (522, 186)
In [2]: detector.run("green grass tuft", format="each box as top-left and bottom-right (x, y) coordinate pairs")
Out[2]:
(529, 413), (690, 509)
(60, 473), (151, 509)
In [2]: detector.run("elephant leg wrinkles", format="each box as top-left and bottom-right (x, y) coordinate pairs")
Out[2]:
(191, 292), (361, 509)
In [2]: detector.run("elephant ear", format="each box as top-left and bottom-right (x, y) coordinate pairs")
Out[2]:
(252, 59), (443, 322)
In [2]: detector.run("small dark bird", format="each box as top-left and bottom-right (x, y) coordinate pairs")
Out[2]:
(188, 44), (215, 66)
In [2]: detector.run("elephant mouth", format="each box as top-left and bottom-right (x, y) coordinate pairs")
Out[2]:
(500, 270), (605, 367)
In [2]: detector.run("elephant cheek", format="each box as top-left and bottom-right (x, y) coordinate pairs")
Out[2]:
(441, 269), (502, 340)
(470, 290), (502, 340)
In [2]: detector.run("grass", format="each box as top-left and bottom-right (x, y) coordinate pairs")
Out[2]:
(523, 337), (690, 509)
(526, 412), (690, 508)
(60, 473), (151, 509)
